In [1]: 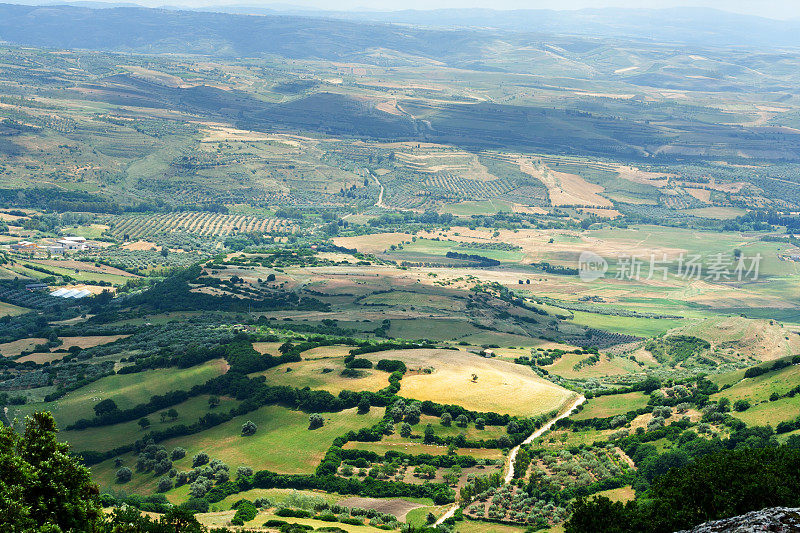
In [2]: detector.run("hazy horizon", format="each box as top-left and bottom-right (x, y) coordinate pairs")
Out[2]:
(12, 0), (800, 20)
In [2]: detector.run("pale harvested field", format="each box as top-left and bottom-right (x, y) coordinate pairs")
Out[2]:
(59, 335), (129, 350)
(333, 232), (410, 254)
(616, 165), (674, 188)
(252, 341), (281, 355)
(684, 188), (712, 203)
(17, 352), (66, 364)
(122, 240), (157, 251)
(365, 349), (573, 416)
(337, 497), (425, 521)
(0, 337), (47, 357)
(516, 157), (613, 207)
(200, 125), (305, 146)
(254, 357), (388, 394)
(120, 65), (184, 87)
(300, 345), (354, 359)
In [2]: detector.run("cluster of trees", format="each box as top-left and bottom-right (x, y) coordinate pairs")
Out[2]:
(566, 447), (800, 533)
(444, 251), (500, 267)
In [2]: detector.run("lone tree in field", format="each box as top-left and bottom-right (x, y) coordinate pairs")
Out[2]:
(456, 414), (469, 428)
(208, 396), (220, 409)
(475, 417), (485, 430)
(171, 447), (186, 460)
(167, 408), (179, 421)
(138, 417), (151, 430)
(441, 412), (453, 426)
(424, 424), (436, 444)
(241, 420), (258, 436)
(115, 466), (132, 483)
(358, 396), (371, 414)
(279, 341), (295, 354)
(1, 412), (102, 530)
(93, 398), (117, 417)
(400, 422), (412, 438)
(309, 413), (324, 430)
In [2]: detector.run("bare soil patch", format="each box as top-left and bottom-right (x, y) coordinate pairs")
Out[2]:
(336, 497), (425, 520)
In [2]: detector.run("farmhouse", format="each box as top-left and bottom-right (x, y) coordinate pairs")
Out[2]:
(10, 241), (39, 252)
(56, 236), (91, 251)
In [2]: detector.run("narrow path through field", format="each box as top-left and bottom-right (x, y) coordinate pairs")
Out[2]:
(370, 170), (386, 208)
(435, 394), (586, 525)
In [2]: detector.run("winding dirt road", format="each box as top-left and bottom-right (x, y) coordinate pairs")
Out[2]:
(435, 394), (586, 525)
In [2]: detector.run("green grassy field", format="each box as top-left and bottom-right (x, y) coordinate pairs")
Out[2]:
(712, 365), (800, 403)
(409, 415), (508, 440)
(0, 301), (30, 317)
(60, 394), (240, 452)
(730, 396), (800, 426)
(388, 318), (479, 341)
(14, 262), (131, 285)
(572, 392), (649, 420)
(201, 488), (341, 510)
(10, 359), (227, 428)
(568, 311), (688, 337)
(161, 405), (383, 474)
(385, 237), (524, 263)
(343, 439), (505, 461)
(90, 405), (385, 493)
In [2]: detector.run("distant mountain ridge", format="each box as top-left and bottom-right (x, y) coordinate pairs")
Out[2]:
(3, 2), (800, 49)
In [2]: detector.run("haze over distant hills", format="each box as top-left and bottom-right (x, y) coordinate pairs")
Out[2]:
(3, 1), (800, 49)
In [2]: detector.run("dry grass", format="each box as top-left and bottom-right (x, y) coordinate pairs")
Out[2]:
(121, 240), (157, 251)
(333, 232), (410, 254)
(59, 335), (129, 350)
(300, 345), (355, 359)
(253, 357), (389, 394)
(365, 349), (573, 416)
(515, 157), (613, 207)
(252, 341), (282, 355)
(16, 352), (66, 364)
(593, 486), (636, 503)
(0, 337), (47, 357)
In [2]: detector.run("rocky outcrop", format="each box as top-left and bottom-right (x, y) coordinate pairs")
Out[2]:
(677, 507), (800, 532)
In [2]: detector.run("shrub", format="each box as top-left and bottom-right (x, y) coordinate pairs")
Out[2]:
(115, 467), (132, 483)
(357, 397), (371, 414)
(241, 420), (258, 436)
(309, 414), (324, 430)
(232, 501), (258, 524)
(170, 447), (186, 461)
(192, 452), (209, 467)
(157, 477), (172, 492)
